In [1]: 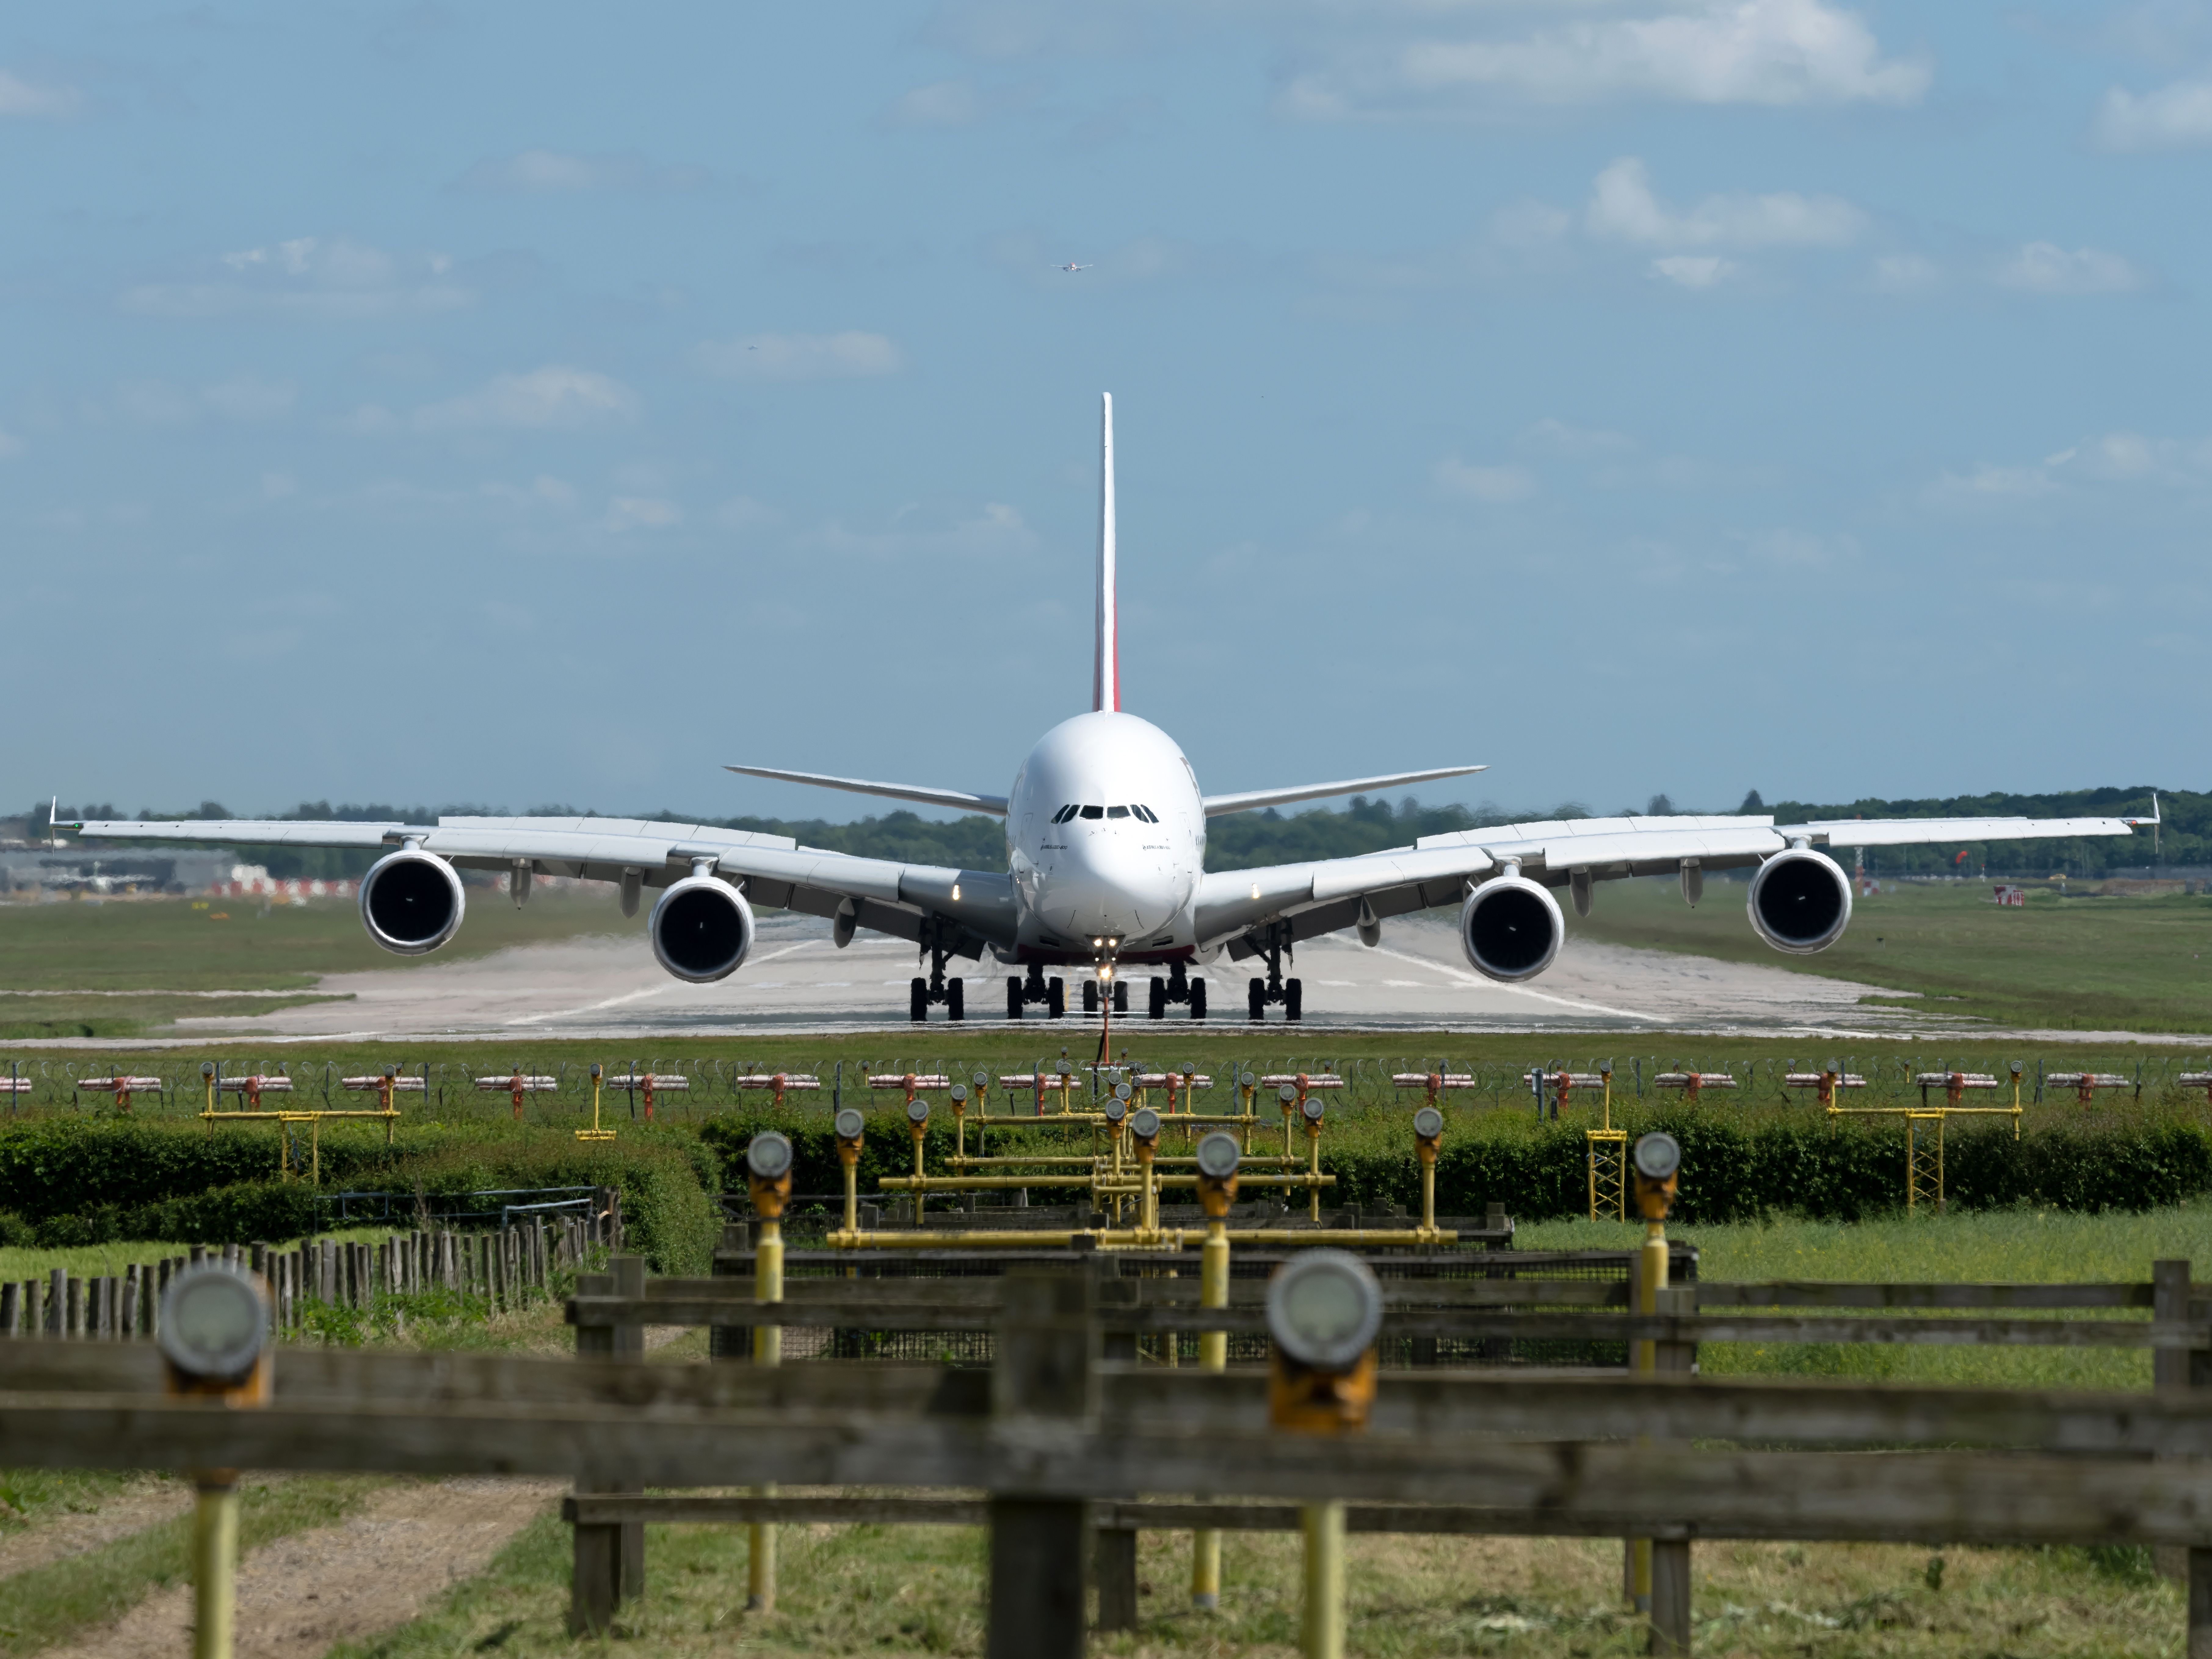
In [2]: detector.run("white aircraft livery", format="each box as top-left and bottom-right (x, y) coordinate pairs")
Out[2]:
(58, 395), (2138, 1024)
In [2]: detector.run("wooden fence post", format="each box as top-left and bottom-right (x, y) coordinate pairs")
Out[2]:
(1648, 1284), (1699, 1656)
(610, 1254), (647, 1604)
(2152, 1257), (2212, 1659)
(569, 1268), (621, 1635)
(1094, 1266), (1140, 1632)
(987, 1267), (1096, 1659)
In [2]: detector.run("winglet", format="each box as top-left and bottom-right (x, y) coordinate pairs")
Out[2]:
(47, 797), (59, 849)
(1093, 392), (1117, 714)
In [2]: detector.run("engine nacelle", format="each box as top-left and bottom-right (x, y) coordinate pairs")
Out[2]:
(649, 875), (756, 983)
(358, 849), (466, 956)
(1460, 874), (1564, 982)
(1747, 847), (1852, 954)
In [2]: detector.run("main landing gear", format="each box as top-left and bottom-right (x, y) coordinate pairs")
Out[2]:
(910, 923), (965, 1022)
(1082, 978), (1129, 1015)
(1146, 960), (1208, 1021)
(1246, 924), (1302, 1023)
(1005, 962), (1066, 1020)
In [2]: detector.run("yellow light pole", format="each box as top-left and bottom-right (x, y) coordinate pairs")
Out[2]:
(1268, 1251), (1382, 1659)
(1627, 1131), (1681, 1637)
(1130, 1107), (1161, 1238)
(832, 1109), (865, 1242)
(745, 1132), (793, 1614)
(1412, 1106), (1444, 1237)
(905, 1096), (931, 1224)
(159, 1263), (273, 1659)
(1301, 1096), (1326, 1223)
(1191, 1132), (1241, 1610)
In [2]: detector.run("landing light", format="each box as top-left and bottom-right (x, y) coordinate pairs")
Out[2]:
(1267, 1250), (1382, 1374)
(952, 884), (961, 900)
(159, 1264), (269, 1385)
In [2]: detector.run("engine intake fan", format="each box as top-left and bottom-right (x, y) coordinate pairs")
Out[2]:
(1747, 847), (1852, 954)
(359, 849), (466, 956)
(1460, 873), (1564, 983)
(650, 876), (756, 983)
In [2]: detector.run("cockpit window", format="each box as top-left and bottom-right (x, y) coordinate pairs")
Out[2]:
(1133, 805), (1157, 823)
(1079, 805), (1104, 820)
(1050, 804), (1077, 824)
(1106, 806), (1130, 819)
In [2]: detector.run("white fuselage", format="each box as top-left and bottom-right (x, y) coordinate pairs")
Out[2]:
(1004, 711), (1206, 964)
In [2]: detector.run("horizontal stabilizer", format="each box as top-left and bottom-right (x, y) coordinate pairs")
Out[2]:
(1202, 765), (1486, 819)
(726, 765), (1009, 818)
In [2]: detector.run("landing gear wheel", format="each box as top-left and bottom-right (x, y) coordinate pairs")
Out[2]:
(1189, 978), (1207, 1021)
(1284, 978), (1303, 1023)
(1006, 976), (1024, 1019)
(1113, 979), (1129, 1014)
(946, 978), (964, 1022)
(1082, 979), (1100, 1014)
(1248, 978), (1267, 1022)
(1046, 977), (1066, 1018)
(909, 977), (929, 1022)
(1148, 977), (1167, 1020)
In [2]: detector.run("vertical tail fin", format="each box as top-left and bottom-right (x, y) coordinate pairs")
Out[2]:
(1093, 392), (1118, 713)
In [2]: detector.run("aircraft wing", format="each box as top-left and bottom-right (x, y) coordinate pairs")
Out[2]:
(1201, 765), (1485, 818)
(1195, 811), (2135, 954)
(57, 812), (1018, 951)
(724, 765), (1008, 817)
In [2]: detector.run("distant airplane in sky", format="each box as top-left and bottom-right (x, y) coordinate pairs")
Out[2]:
(1058, 262), (1090, 273)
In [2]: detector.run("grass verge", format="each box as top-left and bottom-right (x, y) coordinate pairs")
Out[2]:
(0, 1473), (384, 1656)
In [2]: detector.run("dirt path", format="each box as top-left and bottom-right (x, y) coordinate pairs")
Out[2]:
(40, 1476), (563, 1659)
(0, 1479), (194, 1580)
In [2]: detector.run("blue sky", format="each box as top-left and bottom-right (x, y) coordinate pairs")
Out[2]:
(6, 2), (2205, 824)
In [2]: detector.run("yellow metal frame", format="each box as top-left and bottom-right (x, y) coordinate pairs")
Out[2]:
(576, 1070), (616, 1143)
(1587, 1131), (1627, 1222)
(1906, 1111), (1945, 1212)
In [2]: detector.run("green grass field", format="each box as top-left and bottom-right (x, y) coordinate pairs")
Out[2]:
(0, 890), (639, 1039)
(1574, 874), (2212, 1034)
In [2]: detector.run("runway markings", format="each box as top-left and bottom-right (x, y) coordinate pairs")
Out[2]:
(1360, 942), (1656, 1023)
(503, 938), (819, 1026)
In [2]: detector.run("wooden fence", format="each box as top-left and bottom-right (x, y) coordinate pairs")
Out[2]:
(1, 1258), (2209, 1655)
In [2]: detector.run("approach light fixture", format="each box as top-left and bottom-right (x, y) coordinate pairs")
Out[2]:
(1130, 1107), (1161, 1147)
(1195, 1131), (1240, 1182)
(158, 1263), (270, 1389)
(1267, 1250), (1383, 1434)
(1412, 1105), (1444, 1143)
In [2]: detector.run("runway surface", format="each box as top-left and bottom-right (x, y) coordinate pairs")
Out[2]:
(152, 912), (2154, 1044)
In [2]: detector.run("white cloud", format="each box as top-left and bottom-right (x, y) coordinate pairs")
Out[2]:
(694, 331), (904, 381)
(1585, 157), (1864, 248)
(411, 367), (640, 431)
(0, 70), (78, 118)
(451, 149), (710, 193)
(1928, 463), (2058, 500)
(601, 495), (683, 532)
(1522, 417), (1636, 458)
(201, 376), (296, 421)
(1997, 241), (2144, 296)
(1434, 458), (1536, 502)
(2094, 80), (2212, 151)
(883, 79), (983, 128)
(1871, 252), (1940, 293)
(1651, 254), (1739, 288)
(124, 236), (470, 319)
(805, 502), (1038, 559)
(1284, 0), (1930, 118)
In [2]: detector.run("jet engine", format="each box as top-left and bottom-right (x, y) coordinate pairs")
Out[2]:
(649, 875), (756, 983)
(1459, 873), (1564, 982)
(358, 849), (466, 956)
(1747, 847), (1852, 954)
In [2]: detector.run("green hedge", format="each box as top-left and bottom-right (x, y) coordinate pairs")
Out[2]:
(0, 1123), (722, 1272)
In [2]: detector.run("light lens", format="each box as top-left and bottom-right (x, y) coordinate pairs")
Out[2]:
(834, 1107), (865, 1140)
(907, 1098), (930, 1124)
(157, 1265), (268, 1381)
(746, 1131), (794, 1180)
(1277, 1084), (1298, 1105)
(1267, 1250), (1383, 1371)
(973, 1070), (989, 1089)
(1240, 1069), (1256, 1087)
(1104, 1097), (1126, 1122)
(1131, 1107), (1160, 1140)
(1633, 1131), (1682, 1180)
(1196, 1131), (1240, 1180)
(949, 1084), (968, 1104)
(1114, 1082), (1133, 1102)
(1301, 1097), (1325, 1123)
(1413, 1106), (1444, 1139)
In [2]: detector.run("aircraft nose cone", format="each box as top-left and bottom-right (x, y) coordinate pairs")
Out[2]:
(1050, 831), (1169, 940)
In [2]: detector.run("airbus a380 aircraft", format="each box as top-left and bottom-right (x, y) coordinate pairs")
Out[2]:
(59, 396), (2136, 1025)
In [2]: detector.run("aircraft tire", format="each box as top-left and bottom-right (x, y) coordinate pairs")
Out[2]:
(947, 978), (964, 1022)
(1083, 979), (1099, 1014)
(1189, 978), (1207, 1021)
(1113, 979), (1129, 1014)
(909, 977), (928, 1022)
(1248, 978), (1266, 1021)
(1148, 977), (1167, 1019)
(1006, 976), (1024, 1018)
(1047, 977), (1065, 1018)
(1284, 978), (1303, 1022)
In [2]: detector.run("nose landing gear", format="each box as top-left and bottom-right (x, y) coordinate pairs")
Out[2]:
(1146, 960), (1208, 1021)
(1244, 924), (1302, 1022)
(1005, 962), (1066, 1019)
(1082, 978), (1130, 1014)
